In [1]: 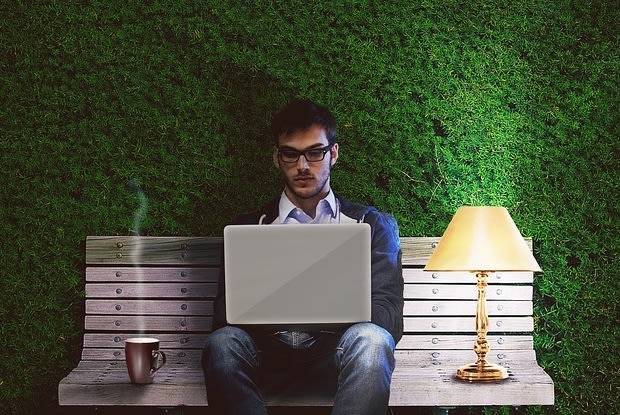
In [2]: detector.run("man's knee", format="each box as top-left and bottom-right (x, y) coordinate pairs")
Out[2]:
(338, 323), (396, 371)
(342, 322), (395, 349)
(202, 326), (258, 370)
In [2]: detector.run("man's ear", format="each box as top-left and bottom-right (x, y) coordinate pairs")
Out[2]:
(272, 147), (280, 168)
(330, 143), (339, 167)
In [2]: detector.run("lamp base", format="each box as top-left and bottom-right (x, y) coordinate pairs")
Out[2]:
(456, 361), (508, 382)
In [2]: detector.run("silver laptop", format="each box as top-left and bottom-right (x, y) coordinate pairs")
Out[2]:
(224, 223), (371, 328)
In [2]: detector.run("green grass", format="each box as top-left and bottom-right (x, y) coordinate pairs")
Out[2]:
(1, 1), (618, 414)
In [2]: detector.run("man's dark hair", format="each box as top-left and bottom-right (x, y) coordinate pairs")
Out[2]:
(271, 99), (337, 145)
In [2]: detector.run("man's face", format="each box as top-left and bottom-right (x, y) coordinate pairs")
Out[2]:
(272, 124), (339, 207)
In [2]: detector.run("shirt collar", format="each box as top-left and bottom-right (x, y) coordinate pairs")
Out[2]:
(277, 190), (337, 223)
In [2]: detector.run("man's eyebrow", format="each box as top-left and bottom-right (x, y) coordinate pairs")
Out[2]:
(279, 143), (328, 151)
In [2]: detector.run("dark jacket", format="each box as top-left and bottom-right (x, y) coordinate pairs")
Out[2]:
(212, 193), (404, 343)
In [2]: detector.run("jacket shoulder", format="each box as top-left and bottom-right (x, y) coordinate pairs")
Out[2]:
(337, 195), (377, 220)
(233, 196), (280, 224)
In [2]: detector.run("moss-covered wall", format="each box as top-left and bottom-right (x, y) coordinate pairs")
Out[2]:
(1, 1), (618, 414)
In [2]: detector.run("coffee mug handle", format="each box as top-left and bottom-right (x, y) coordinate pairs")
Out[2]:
(151, 350), (167, 375)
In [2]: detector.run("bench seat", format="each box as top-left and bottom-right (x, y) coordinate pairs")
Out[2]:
(59, 236), (554, 410)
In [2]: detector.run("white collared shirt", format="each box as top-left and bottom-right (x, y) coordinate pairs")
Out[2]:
(275, 191), (339, 224)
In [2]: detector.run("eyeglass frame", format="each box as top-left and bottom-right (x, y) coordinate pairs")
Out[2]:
(276, 143), (336, 163)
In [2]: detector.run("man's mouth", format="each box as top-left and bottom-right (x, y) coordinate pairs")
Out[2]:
(294, 176), (313, 184)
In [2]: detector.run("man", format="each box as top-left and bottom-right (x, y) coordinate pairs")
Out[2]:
(202, 99), (404, 414)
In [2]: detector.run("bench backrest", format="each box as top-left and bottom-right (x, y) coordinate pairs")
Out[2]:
(82, 236), (536, 363)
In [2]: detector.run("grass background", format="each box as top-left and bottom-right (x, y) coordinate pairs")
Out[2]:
(1, 0), (618, 414)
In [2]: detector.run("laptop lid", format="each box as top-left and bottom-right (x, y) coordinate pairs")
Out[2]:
(224, 223), (371, 328)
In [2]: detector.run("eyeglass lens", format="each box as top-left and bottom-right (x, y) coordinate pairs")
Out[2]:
(279, 145), (332, 162)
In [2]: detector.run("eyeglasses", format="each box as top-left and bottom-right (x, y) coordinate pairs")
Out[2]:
(277, 144), (334, 163)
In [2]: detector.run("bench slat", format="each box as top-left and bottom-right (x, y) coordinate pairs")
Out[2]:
(398, 237), (533, 267)
(86, 236), (223, 265)
(405, 300), (532, 316)
(79, 345), (537, 364)
(404, 284), (532, 300)
(403, 269), (533, 283)
(79, 336), (534, 358)
(390, 351), (553, 407)
(86, 267), (219, 282)
(404, 316), (533, 332)
(84, 299), (530, 317)
(399, 237), (440, 265)
(59, 349), (552, 407)
(84, 315), (212, 331)
(81, 348), (203, 362)
(86, 300), (213, 315)
(397, 334), (533, 350)
(83, 333), (209, 349)
(88, 267), (533, 284)
(85, 283), (217, 298)
(82, 316), (533, 333)
(85, 284), (531, 301)
(87, 237), (530, 267)
(80, 333), (531, 351)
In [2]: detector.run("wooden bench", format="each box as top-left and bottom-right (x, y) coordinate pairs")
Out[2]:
(59, 236), (554, 413)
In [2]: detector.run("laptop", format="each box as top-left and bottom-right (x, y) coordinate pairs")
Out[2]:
(223, 223), (371, 328)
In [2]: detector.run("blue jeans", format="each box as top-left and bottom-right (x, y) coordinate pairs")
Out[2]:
(202, 322), (396, 415)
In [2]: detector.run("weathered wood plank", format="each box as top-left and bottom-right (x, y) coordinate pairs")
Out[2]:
(80, 342), (539, 362)
(86, 236), (223, 265)
(398, 237), (532, 266)
(85, 282), (531, 302)
(81, 348), (203, 362)
(396, 335), (533, 350)
(89, 268), (541, 291)
(403, 269), (533, 283)
(404, 284), (532, 300)
(399, 237), (440, 265)
(85, 283), (529, 301)
(89, 267), (533, 284)
(59, 371), (209, 406)
(404, 316), (534, 332)
(394, 349), (540, 364)
(86, 267), (219, 282)
(85, 236), (532, 267)
(83, 333), (209, 349)
(59, 349), (552, 407)
(389, 351), (554, 407)
(79, 333), (531, 351)
(84, 315), (213, 332)
(83, 316), (533, 334)
(86, 300), (213, 315)
(404, 300), (533, 316)
(84, 299), (529, 317)
(85, 283), (217, 298)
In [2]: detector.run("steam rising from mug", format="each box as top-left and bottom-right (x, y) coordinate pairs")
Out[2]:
(128, 179), (148, 333)
(128, 179), (148, 236)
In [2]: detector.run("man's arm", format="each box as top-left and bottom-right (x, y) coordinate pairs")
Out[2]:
(366, 211), (404, 343)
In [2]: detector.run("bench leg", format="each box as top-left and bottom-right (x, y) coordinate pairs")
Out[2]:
(432, 407), (455, 415)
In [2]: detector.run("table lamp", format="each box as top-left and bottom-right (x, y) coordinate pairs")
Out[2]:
(424, 206), (541, 382)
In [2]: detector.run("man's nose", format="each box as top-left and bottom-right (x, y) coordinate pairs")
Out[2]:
(297, 154), (310, 170)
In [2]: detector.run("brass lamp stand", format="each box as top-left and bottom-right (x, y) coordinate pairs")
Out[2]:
(456, 271), (507, 381)
(424, 206), (541, 383)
